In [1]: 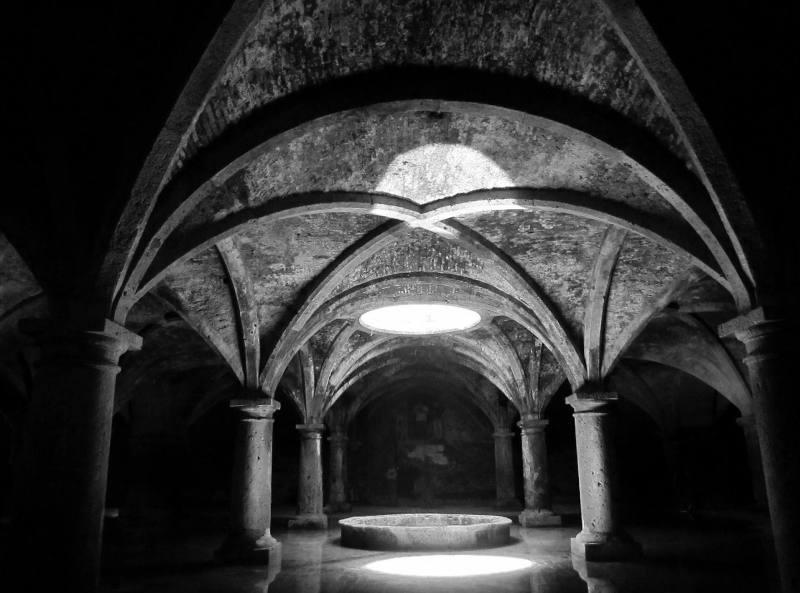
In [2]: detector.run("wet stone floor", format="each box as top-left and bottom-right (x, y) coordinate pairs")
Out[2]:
(101, 509), (776, 593)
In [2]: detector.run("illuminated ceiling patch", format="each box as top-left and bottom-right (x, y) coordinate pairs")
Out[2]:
(376, 143), (513, 204)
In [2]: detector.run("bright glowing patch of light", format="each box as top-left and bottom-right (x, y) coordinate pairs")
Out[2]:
(359, 304), (481, 335)
(364, 555), (533, 577)
(376, 144), (514, 204)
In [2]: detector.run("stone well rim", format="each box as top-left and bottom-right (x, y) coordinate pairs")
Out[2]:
(339, 513), (512, 528)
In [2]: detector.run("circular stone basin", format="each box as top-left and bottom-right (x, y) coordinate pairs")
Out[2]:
(339, 513), (511, 550)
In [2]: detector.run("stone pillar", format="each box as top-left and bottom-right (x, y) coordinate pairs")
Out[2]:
(732, 318), (799, 593)
(217, 398), (281, 564)
(8, 320), (140, 593)
(289, 423), (328, 529)
(326, 429), (351, 512)
(736, 414), (768, 509)
(518, 416), (561, 526)
(566, 393), (641, 560)
(492, 429), (519, 509)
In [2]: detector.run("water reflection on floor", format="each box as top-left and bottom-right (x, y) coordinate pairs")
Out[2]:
(103, 512), (775, 593)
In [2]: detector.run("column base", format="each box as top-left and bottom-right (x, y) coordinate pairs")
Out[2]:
(216, 533), (281, 565)
(570, 530), (642, 561)
(519, 508), (562, 527)
(288, 513), (328, 529)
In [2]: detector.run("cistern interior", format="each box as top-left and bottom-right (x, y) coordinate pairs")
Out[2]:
(0, 1), (796, 592)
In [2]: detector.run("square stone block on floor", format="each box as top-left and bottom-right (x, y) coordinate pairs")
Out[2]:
(519, 509), (562, 527)
(216, 536), (282, 566)
(288, 513), (329, 530)
(570, 530), (642, 562)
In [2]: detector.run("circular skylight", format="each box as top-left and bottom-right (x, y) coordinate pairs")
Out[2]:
(359, 303), (481, 335)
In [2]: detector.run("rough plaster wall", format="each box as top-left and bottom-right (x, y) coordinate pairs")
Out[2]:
(494, 316), (537, 369)
(308, 318), (349, 377)
(332, 228), (516, 298)
(540, 349), (562, 383)
(161, 248), (241, 372)
(332, 274), (494, 308)
(178, 109), (681, 236)
(603, 234), (692, 360)
(170, 0), (685, 175)
(461, 210), (607, 338)
(235, 213), (383, 347)
(493, 316), (562, 398)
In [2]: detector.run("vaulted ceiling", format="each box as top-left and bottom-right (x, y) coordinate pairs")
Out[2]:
(0, 0), (761, 431)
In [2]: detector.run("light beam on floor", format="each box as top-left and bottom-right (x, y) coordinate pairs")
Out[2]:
(363, 554), (533, 577)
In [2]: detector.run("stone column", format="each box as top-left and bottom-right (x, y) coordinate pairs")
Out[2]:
(518, 416), (561, 526)
(730, 317), (799, 593)
(566, 393), (640, 560)
(492, 429), (518, 509)
(8, 320), (140, 593)
(289, 423), (328, 529)
(736, 414), (768, 509)
(217, 398), (281, 564)
(327, 429), (351, 512)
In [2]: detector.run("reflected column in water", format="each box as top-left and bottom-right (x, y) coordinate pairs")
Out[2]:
(572, 555), (619, 593)
(274, 531), (324, 593)
(250, 555), (282, 593)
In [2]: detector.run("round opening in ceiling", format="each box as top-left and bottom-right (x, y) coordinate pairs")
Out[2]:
(359, 303), (481, 335)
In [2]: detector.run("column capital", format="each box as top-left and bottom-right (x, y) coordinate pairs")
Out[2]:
(231, 398), (280, 419)
(719, 312), (788, 368)
(566, 392), (617, 413)
(20, 318), (142, 371)
(493, 429), (515, 439)
(20, 317), (142, 349)
(518, 415), (548, 432)
(718, 306), (786, 340)
(297, 423), (326, 438)
(717, 306), (772, 336)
